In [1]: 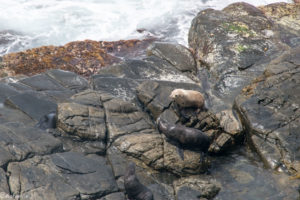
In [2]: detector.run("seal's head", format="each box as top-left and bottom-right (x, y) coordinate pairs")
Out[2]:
(157, 117), (169, 134)
(126, 162), (136, 177)
(169, 89), (184, 100)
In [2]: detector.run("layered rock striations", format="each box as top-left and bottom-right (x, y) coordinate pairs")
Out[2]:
(0, 2), (299, 200)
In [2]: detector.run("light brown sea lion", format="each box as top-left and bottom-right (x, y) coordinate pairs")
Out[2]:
(124, 162), (153, 200)
(170, 89), (205, 109)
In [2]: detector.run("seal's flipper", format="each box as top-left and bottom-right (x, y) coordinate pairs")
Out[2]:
(176, 146), (185, 160)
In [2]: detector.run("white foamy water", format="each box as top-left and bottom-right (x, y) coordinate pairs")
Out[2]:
(0, 0), (291, 55)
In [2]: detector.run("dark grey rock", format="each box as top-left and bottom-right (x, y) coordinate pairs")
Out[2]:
(0, 105), (35, 125)
(148, 42), (196, 73)
(0, 168), (9, 195)
(5, 92), (57, 121)
(97, 57), (195, 83)
(234, 46), (300, 173)
(19, 74), (67, 91)
(0, 122), (62, 167)
(57, 102), (106, 140)
(0, 83), (19, 103)
(99, 192), (125, 200)
(188, 2), (299, 112)
(46, 69), (89, 92)
(90, 76), (140, 101)
(17, 73), (76, 101)
(8, 152), (118, 200)
(104, 97), (155, 144)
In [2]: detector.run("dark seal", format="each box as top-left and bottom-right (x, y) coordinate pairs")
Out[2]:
(157, 118), (211, 152)
(36, 111), (57, 130)
(124, 162), (153, 200)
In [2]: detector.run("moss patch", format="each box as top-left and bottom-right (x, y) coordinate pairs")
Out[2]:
(222, 22), (255, 37)
(236, 44), (249, 53)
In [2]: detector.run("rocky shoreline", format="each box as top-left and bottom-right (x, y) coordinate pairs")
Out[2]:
(0, 2), (299, 200)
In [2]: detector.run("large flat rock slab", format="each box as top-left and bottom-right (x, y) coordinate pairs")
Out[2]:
(0, 83), (19, 103)
(0, 122), (62, 167)
(148, 42), (196, 73)
(45, 69), (89, 92)
(7, 152), (118, 200)
(5, 92), (57, 121)
(97, 57), (195, 83)
(90, 76), (140, 101)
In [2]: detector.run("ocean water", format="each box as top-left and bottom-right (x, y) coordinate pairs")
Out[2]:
(0, 0), (291, 55)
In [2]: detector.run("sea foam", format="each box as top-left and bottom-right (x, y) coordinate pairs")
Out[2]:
(0, 0), (291, 55)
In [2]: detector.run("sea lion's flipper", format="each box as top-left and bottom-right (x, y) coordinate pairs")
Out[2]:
(176, 146), (185, 160)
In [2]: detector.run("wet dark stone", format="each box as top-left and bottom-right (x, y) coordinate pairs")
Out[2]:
(46, 69), (89, 92)
(5, 92), (57, 121)
(0, 167), (9, 194)
(148, 42), (196, 73)
(8, 152), (118, 199)
(235, 46), (300, 173)
(0, 122), (62, 167)
(19, 73), (67, 91)
(0, 83), (19, 103)
(177, 186), (203, 200)
(90, 76), (140, 101)
(99, 192), (126, 200)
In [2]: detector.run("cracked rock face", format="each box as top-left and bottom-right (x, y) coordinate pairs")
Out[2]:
(2, 3), (299, 199)
(235, 46), (300, 173)
(7, 152), (118, 200)
(0, 122), (62, 167)
(188, 2), (300, 112)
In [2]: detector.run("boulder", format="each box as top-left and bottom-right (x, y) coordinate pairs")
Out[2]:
(163, 137), (208, 175)
(0, 168), (9, 195)
(188, 2), (300, 112)
(259, 3), (300, 48)
(113, 133), (164, 170)
(0, 122), (62, 167)
(147, 42), (196, 73)
(99, 192), (125, 200)
(5, 92), (57, 121)
(104, 98), (154, 143)
(173, 176), (221, 200)
(57, 90), (106, 141)
(7, 152), (118, 200)
(0, 83), (19, 103)
(97, 56), (195, 83)
(234, 46), (300, 173)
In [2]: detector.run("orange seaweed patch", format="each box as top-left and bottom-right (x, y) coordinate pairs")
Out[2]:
(2, 38), (154, 77)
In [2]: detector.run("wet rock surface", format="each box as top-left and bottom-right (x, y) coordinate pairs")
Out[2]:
(235, 46), (300, 174)
(189, 2), (300, 113)
(0, 2), (299, 200)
